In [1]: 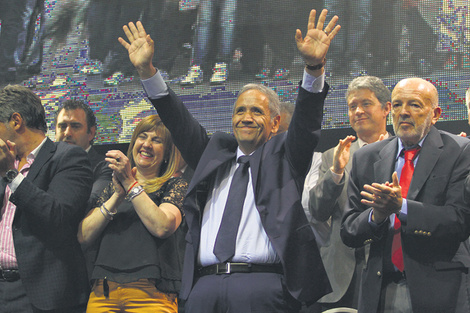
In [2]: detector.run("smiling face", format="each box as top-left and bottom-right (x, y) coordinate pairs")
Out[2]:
(132, 130), (166, 177)
(232, 89), (280, 154)
(55, 108), (95, 150)
(347, 88), (390, 143)
(391, 78), (441, 147)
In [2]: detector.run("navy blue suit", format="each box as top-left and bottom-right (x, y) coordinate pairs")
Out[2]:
(149, 84), (331, 305)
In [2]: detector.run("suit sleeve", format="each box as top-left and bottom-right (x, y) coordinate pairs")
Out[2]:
(286, 84), (328, 178)
(149, 87), (210, 170)
(465, 174), (470, 205)
(341, 151), (389, 248)
(9, 145), (93, 246)
(404, 142), (470, 244)
(308, 149), (345, 222)
(88, 160), (113, 210)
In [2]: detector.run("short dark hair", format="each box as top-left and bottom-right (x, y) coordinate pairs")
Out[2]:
(56, 99), (97, 132)
(0, 85), (47, 132)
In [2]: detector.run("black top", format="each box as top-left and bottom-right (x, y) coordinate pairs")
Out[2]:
(92, 177), (188, 294)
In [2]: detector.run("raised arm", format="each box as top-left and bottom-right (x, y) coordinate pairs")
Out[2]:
(119, 21), (156, 80)
(119, 21), (209, 168)
(309, 136), (355, 222)
(286, 9), (340, 176)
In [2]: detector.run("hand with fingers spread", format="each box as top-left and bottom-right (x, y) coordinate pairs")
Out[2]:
(361, 172), (402, 223)
(331, 135), (356, 175)
(118, 21), (156, 79)
(0, 139), (17, 177)
(295, 9), (341, 73)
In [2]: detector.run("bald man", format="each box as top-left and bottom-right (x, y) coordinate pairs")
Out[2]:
(341, 78), (470, 313)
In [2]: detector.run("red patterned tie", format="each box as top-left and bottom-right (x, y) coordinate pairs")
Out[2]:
(392, 147), (420, 272)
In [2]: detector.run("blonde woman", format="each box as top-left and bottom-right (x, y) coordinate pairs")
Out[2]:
(78, 115), (188, 312)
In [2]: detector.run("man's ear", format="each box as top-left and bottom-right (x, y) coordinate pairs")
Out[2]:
(384, 101), (392, 116)
(88, 125), (97, 144)
(271, 115), (281, 135)
(431, 106), (442, 125)
(9, 112), (24, 131)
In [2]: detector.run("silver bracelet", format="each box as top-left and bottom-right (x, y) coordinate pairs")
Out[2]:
(126, 185), (144, 202)
(100, 205), (113, 221)
(102, 203), (117, 217)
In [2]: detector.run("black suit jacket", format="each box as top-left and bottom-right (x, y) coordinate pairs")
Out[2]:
(341, 127), (470, 313)
(82, 145), (113, 280)
(150, 85), (331, 303)
(2, 139), (92, 310)
(87, 145), (112, 209)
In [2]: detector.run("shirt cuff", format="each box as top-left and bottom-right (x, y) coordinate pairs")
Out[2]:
(368, 210), (389, 228)
(141, 71), (169, 99)
(301, 70), (325, 93)
(8, 173), (25, 193)
(330, 169), (343, 185)
(397, 199), (408, 224)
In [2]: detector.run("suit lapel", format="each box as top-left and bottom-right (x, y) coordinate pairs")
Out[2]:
(0, 179), (5, 206)
(187, 145), (236, 195)
(407, 127), (443, 200)
(26, 138), (55, 182)
(375, 138), (398, 183)
(249, 147), (262, 196)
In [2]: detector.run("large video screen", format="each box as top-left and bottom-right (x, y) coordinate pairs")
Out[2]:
(1, 0), (469, 144)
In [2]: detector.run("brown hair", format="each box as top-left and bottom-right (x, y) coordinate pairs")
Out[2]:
(127, 115), (178, 193)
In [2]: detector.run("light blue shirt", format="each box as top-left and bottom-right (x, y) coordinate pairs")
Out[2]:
(369, 135), (427, 228)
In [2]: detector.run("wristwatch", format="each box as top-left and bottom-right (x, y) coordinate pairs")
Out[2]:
(3, 169), (19, 183)
(125, 185), (144, 201)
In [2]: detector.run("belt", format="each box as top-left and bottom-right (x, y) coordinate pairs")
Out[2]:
(198, 262), (283, 276)
(0, 269), (20, 282)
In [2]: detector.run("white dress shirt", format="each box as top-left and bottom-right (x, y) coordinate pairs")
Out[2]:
(141, 69), (325, 266)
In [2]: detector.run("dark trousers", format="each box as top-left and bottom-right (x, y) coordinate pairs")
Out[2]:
(0, 279), (86, 313)
(185, 272), (301, 313)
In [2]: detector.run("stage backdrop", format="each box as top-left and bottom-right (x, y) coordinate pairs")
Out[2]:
(1, 0), (469, 151)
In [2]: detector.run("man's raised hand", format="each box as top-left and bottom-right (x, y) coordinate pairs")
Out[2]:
(118, 21), (156, 79)
(295, 9), (341, 73)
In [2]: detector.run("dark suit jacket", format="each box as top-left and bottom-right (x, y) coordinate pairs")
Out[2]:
(150, 85), (331, 303)
(82, 145), (112, 280)
(309, 141), (362, 303)
(87, 145), (112, 209)
(2, 138), (92, 310)
(341, 127), (470, 313)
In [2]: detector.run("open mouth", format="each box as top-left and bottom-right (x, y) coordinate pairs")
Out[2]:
(139, 151), (153, 158)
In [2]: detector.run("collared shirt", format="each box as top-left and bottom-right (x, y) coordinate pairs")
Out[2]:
(391, 136), (426, 224)
(198, 148), (280, 266)
(141, 70), (324, 266)
(0, 138), (47, 269)
(368, 135), (426, 228)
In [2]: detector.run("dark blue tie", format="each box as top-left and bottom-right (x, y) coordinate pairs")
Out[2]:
(213, 155), (251, 262)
